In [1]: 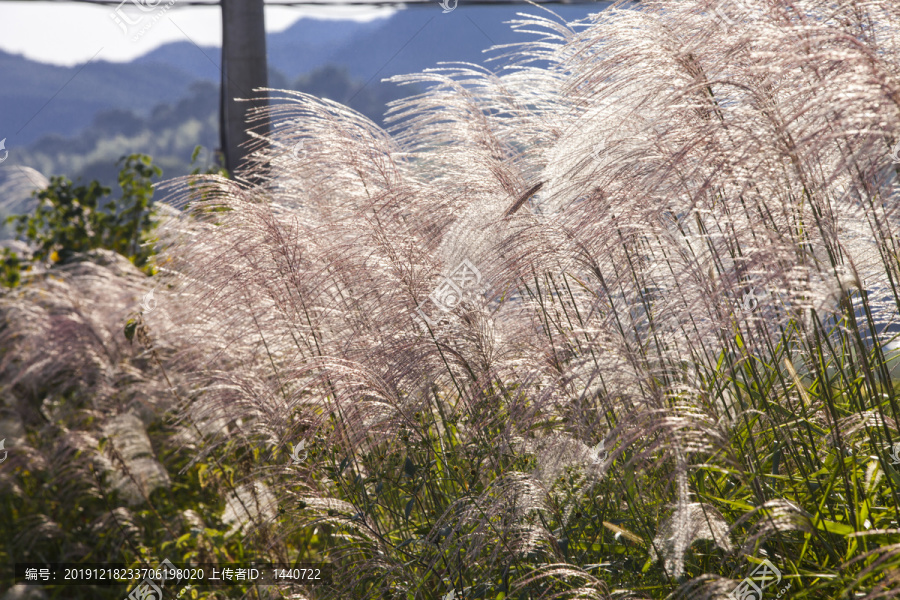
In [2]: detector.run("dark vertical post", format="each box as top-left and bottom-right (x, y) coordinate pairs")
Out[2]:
(220, 0), (268, 176)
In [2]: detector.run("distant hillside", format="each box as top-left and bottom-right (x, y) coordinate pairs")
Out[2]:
(0, 50), (199, 146)
(0, 3), (611, 196)
(327, 4), (610, 80)
(5, 66), (414, 195)
(133, 17), (385, 82)
(1, 4), (608, 149)
(8, 81), (219, 194)
(132, 5), (609, 82)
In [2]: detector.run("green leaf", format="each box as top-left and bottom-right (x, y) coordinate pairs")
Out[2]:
(124, 318), (138, 344)
(702, 495), (756, 512)
(404, 498), (414, 520)
(817, 519), (854, 536)
(404, 457), (417, 478)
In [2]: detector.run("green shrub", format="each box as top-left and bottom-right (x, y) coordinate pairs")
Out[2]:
(4, 153), (161, 284)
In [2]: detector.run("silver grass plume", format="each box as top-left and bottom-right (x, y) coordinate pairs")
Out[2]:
(649, 450), (732, 579)
(147, 0), (900, 596)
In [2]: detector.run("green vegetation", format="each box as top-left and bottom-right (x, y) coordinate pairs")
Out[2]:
(1, 148), (227, 289)
(4, 1), (900, 599)
(9, 154), (159, 269)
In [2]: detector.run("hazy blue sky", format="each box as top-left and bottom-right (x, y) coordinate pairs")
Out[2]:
(0, 1), (395, 66)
